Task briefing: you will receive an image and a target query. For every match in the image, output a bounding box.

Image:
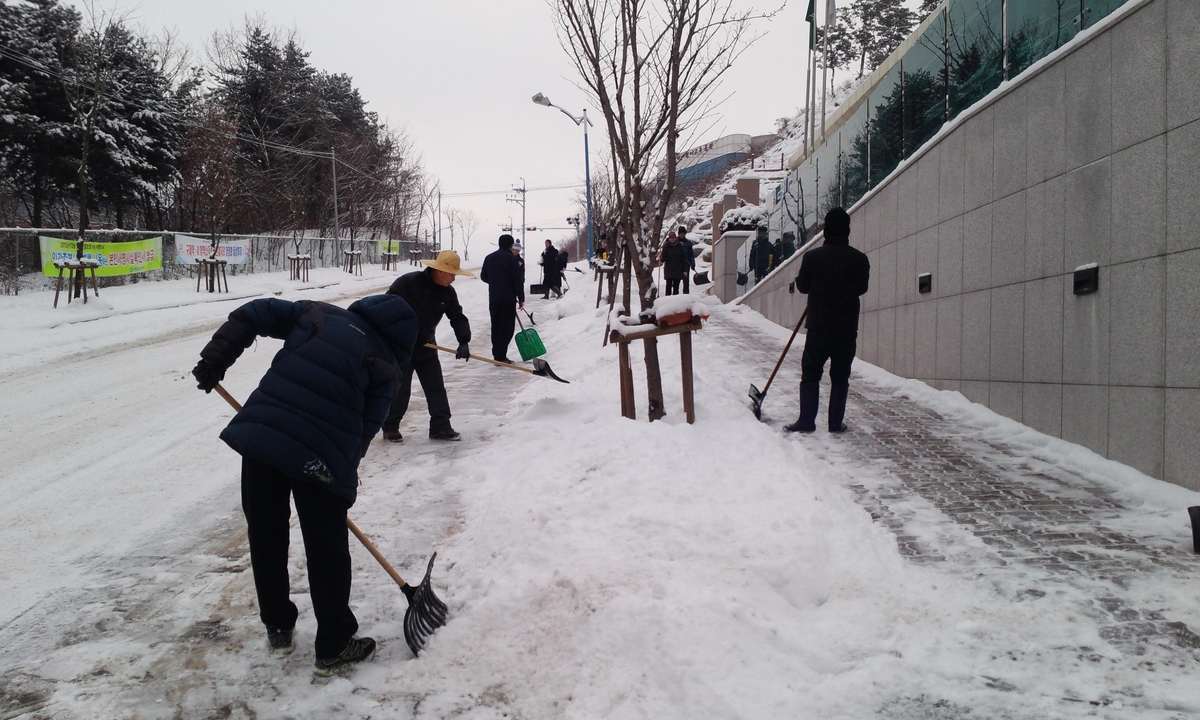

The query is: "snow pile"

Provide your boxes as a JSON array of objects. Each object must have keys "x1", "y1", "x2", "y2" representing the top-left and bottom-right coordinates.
[
  {"x1": 651, "y1": 292, "x2": 719, "y2": 319},
  {"x1": 4, "y1": 266, "x2": 1199, "y2": 718}
]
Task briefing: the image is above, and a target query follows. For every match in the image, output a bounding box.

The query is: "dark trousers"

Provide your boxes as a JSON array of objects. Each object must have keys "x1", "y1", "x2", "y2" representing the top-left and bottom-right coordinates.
[
  {"x1": 384, "y1": 346, "x2": 451, "y2": 432},
  {"x1": 683, "y1": 269, "x2": 692, "y2": 294},
  {"x1": 240, "y1": 456, "x2": 357, "y2": 659},
  {"x1": 489, "y1": 300, "x2": 517, "y2": 360},
  {"x1": 800, "y1": 328, "x2": 858, "y2": 387},
  {"x1": 665, "y1": 277, "x2": 682, "y2": 295}
]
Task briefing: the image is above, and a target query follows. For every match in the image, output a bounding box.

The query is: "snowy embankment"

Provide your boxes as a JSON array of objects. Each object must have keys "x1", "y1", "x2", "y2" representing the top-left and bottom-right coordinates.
[{"x1": 3, "y1": 265, "x2": 1198, "y2": 718}]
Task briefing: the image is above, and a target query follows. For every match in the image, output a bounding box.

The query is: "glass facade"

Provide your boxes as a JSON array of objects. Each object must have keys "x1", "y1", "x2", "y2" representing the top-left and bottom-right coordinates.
[{"x1": 772, "y1": 0, "x2": 1132, "y2": 237}]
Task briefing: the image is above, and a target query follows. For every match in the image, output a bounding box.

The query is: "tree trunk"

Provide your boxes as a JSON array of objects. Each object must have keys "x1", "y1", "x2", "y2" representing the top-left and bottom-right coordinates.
[
  {"x1": 32, "y1": 174, "x2": 43, "y2": 229},
  {"x1": 642, "y1": 337, "x2": 666, "y2": 421}
]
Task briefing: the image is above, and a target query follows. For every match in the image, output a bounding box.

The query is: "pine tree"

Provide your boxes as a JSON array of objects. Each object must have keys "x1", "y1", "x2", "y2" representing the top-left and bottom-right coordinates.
[
  {"x1": 850, "y1": 0, "x2": 917, "y2": 79},
  {"x1": 814, "y1": 8, "x2": 858, "y2": 91},
  {"x1": 0, "y1": 0, "x2": 80, "y2": 227}
]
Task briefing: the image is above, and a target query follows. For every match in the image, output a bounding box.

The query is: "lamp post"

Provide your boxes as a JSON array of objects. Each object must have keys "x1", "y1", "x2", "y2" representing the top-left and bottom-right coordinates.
[{"x1": 532, "y1": 92, "x2": 595, "y2": 260}]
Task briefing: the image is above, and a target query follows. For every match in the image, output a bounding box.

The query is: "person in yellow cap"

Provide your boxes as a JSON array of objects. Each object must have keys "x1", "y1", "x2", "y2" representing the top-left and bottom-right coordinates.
[{"x1": 383, "y1": 250, "x2": 474, "y2": 442}]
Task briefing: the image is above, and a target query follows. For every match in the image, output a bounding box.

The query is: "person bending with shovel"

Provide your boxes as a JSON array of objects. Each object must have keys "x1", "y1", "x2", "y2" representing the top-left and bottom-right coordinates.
[
  {"x1": 785, "y1": 207, "x2": 870, "y2": 434},
  {"x1": 191, "y1": 294, "x2": 418, "y2": 675},
  {"x1": 384, "y1": 250, "x2": 473, "y2": 443}
]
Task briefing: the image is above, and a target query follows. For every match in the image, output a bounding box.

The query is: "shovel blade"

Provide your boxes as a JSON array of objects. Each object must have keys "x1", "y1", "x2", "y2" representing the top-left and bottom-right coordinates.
[
  {"x1": 400, "y1": 553, "x2": 449, "y2": 657},
  {"x1": 749, "y1": 383, "x2": 764, "y2": 420},
  {"x1": 531, "y1": 358, "x2": 570, "y2": 384}
]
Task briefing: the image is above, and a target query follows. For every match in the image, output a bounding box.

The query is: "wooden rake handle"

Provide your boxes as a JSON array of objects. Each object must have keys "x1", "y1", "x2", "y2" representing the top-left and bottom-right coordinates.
[
  {"x1": 761, "y1": 308, "x2": 807, "y2": 397},
  {"x1": 346, "y1": 517, "x2": 408, "y2": 588},
  {"x1": 212, "y1": 382, "x2": 408, "y2": 587},
  {"x1": 424, "y1": 343, "x2": 535, "y2": 374}
]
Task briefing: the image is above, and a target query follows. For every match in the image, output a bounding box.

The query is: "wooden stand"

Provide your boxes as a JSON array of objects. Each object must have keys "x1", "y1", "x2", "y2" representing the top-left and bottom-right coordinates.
[
  {"x1": 52, "y1": 259, "x2": 100, "y2": 308},
  {"x1": 343, "y1": 249, "x2": 363, "y2": 275},
  {"x1": 381, "y1": 251, "x2": 399, "y2": 271},
  {"x1": 594, "y1": 264, "x2": 617, "y2": 308},
  {"x1": 609, "y1": 317, "x2": 701, "y2": 424},
  {"x1": 196, "y1": 258, "x2": 229, "y2": 293},
  {"x1": 288, "y1": 254, "x2": 311, "y2": 282}
]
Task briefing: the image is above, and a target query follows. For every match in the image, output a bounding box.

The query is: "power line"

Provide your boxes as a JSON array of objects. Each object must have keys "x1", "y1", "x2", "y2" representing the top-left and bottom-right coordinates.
[{"x1": 442, "y1": 182, "x2": 585, "y2": 199}]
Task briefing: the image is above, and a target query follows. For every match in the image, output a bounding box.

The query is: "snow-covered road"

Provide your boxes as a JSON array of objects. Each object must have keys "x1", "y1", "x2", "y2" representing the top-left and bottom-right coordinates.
[{"x1": 2, "y1": 265, "x2": 1198, "y2": 719}]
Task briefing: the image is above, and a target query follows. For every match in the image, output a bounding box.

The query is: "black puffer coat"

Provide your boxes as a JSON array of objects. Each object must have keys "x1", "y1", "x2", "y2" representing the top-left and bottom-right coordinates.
[
  {"x1": 795, "y1": 236, "x2": 871, "y2": 333},
  {"x1": 387, "y1": 268, "x2": 470, "y2": 347},
  {"x1": 201, "y1": 295, "x2": 418, "y2": 503}
]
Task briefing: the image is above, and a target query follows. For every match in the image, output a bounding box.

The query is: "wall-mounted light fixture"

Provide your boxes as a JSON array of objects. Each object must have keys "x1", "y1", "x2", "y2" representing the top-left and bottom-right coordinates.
[
  {"x1": 918, "y1": 272, "x2": 932, "y2": 294},
  {"x1": 1073, "y1": 263, "x2": 1099, "y2": 295}
]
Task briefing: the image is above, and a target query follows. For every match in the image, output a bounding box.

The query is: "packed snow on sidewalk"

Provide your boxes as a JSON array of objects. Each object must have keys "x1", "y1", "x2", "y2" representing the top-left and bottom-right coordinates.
[{"x1": 1, "y1": 264, "x2": 1198, "y2": 719}]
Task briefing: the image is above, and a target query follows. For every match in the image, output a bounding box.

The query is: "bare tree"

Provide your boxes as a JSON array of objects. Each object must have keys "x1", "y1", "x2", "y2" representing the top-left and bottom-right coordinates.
[
  {"x1": 455, "y1": 208, "x2": 480, "y2": 261},
  {"x1": 178, "y1": 100, "x2": 237, "y2": 256},
  {"x1": 552, "y1": 0, "x2": 765, "y2": 419}
]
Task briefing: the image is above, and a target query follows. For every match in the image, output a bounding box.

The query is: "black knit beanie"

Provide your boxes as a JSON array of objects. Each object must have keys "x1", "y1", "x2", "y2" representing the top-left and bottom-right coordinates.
[{"x1": 824, "y1": 207, "x2": 850, "y2": 239}]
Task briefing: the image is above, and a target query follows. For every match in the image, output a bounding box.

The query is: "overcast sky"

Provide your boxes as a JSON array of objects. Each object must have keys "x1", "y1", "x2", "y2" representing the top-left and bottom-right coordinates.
[{"x1": 73, "y1": 0, "x2": 816, "y2": 252}]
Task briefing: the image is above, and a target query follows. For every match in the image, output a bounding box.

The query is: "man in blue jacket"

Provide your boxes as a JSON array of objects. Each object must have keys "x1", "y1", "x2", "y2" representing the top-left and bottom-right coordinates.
[
  {"x1": 786, "y1": 207, "x2": 870, "y2": 434},
  {"x1": 191, "y1": 294, "x2": 418, "y2": 676},
  {"x1": 479, "y1": 234, "x2": 526, "y2": 362}
]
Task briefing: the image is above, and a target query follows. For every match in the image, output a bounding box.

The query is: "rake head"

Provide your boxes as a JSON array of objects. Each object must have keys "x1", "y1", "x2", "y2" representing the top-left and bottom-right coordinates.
[
  {"x1": 531, "y1": 358, "x2": 570, "y2": 384},
  {"x1": 749, "y1": 383, "x2": 765, "y2": 420},
  {"x1": 400, "y1": 553, "x2": 448, "y2": 656}
]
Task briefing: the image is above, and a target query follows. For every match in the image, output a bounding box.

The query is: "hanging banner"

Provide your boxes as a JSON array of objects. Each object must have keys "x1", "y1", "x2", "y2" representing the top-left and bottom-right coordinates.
[
  {"x1": 40, "y1": 236, "x2": 163, "y2": 277},
  {"x1": 174, "y1": 235, "x2": 250, "y2": 265}
]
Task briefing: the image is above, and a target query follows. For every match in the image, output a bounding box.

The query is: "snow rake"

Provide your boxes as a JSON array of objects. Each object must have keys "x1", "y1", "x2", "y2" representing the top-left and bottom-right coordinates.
[
  {"x1": 749, "y1": 309, "x2": 806, "y2": 420},
  {"x1": 212, "y1": 383, "x2": 448, "y2": 656},
  {"x1": 425, "y1": 344, "x2": 569, "y2": 383}
]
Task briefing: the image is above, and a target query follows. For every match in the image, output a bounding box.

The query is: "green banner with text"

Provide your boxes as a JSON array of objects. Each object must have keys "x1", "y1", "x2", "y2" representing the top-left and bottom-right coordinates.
[{"x1": 40, "y1": 236, "x2": 164, "y2": 277}]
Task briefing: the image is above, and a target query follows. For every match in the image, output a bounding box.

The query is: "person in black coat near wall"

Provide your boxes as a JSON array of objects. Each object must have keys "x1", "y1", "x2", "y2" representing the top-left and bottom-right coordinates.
[
  {"x1": 384, "y1": 251, "x2": 474, "y2": 443},
  {"x1": 678, "y1": 225, "x2": 696, "y2": 294},
  {"x1": 749, "y1": 225, "x2": 773, "y2": 283},
  {"x1": 191, "y1": 294, "x2": 418, "y2": 675},
  {"x1": 785, "y1": 207, "x2": 870, "y2": 434},
  {"x1": 479, "y1": 234, "x2": 526, "y2": 362}
]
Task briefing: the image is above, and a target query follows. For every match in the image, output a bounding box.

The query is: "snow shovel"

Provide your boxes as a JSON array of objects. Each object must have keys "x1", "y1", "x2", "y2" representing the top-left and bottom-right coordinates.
[
  {"x1": 749, "y1": 308, "x2": 807, "y2": 420},
  {"x1": 514, "y1": 310, "x2": 546, "y2": 361},
  {"x1": 523, "y1": 308, "x2": 536, "y2": 326},
  {"x1": 212, "y1": 383, "x2": 448, "y2": 656},
  {"x1": 425, "y1": 344, "x2": 569, "y2": 383}
]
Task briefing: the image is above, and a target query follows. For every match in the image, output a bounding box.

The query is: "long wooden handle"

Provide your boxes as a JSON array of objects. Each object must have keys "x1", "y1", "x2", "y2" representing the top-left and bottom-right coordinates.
[
  {"x1": 760, "y1": 309, "x2": 807, "y2": 396},
  {"x1": 211, "y1": 382, "x2": 408, "y2": 587},
  {"x1": 214, "y1": 383, "x2": 243, "y2": 411},
  {"x1": 424, "y1": 343, "x2": 535, "y2": 374},
  {"x1": 346, "y1": 517, "x2": 407, "y2": 588},
  {"x1": 515, "y1": 309, "x2": 525, "y2": 332}
]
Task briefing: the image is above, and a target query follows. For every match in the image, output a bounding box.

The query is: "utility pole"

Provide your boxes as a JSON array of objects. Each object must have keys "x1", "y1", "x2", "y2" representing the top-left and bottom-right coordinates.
[
  {"x1": 436, "y1": 187, "x2": 442, "y2": 251},
  {"x1": 507, "y1": 178, "x2": 527, "y2": 252},
  {"x1": 331, "y1": 148, "x2": 340, "y2": 243}
]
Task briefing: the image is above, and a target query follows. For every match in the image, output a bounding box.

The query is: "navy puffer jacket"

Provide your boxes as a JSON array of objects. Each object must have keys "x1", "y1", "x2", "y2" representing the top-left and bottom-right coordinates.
[{"x1": 201, "y1": 295, "x2": 418, "y2": 503}]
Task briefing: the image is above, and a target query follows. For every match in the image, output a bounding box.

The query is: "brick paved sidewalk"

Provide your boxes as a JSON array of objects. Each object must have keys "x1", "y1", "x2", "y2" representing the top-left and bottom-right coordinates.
[{"x1": 713, "y1": 311, "x2": 1200, "y2": 717}]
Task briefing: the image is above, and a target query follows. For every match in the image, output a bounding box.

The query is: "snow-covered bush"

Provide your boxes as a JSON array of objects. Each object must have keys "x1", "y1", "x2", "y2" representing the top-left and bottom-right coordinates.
[{"x1": 718, "y1": 204, "x2": 768, "y2": 232}]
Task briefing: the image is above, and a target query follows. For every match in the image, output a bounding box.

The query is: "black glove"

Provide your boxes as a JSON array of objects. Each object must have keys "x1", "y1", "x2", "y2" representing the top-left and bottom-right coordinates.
[
  {"x1": 192, "y1": 359, "x2": 224, "y2": 393},
  {"x1": 455, "y1": 343, "x2": 470, "y2": 361}
]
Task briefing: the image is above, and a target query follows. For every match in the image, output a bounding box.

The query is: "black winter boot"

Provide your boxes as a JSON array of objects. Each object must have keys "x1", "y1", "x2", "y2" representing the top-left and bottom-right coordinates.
[
  {"x1": 828, "y1": 384, "x2": 849, "y2": 433},
  {"x1": 784, "y1": 384, "x2": 820, "y2": 433}
]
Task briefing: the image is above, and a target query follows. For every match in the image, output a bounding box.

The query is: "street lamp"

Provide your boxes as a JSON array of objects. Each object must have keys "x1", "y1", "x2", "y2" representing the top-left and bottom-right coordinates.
[{"x1": 532, "y1": 92, "x2": 595, "y2": 260}]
